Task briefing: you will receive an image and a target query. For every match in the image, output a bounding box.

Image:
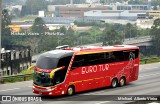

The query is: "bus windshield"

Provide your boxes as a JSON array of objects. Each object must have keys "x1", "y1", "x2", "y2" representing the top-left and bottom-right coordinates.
[
  {"x1": 33, "y1": 72, "x2": 53, "y2": 87},
  {"x1": 33, "y1": 55, "x2": 72, "y2": 87}
]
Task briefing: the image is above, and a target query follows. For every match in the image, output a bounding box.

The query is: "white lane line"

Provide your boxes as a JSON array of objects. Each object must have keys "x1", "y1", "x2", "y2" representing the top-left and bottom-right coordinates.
[
  {"x1": 0, "y1": 88, "x2": 20, "y2": 92},
  {"x1": 28, "y1": 86, "x2": 32, "y2": 88},
  {"x1": 95, "y1": 101, "x2": 110, "y2": 104},
  {"x1": 139, "y1": 73, "x2": 160, "y2": 78},
  {"x1": 141, "y1": 67, "x2": 159, "y2": 70},
  {"x1": 83, "y1": 91, "x2": 105, "y2": 95},
  {"x1": 0, "y1": 86, "x2": 32, "y2": 92},
  {"x1": 148, "y1": 102, "x2": 160, "y2": 104}
]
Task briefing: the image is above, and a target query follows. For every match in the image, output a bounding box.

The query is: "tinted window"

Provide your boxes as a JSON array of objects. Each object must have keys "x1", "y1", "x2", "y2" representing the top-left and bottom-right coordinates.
[
  {"x1": 71, "y1": 55, "x2": 85, "y2": 69},
  {"x1": 57, "y1": 56, "x2": 72, "y2": 67},
  {"x1": 108, "y1": 51, "x2": 124, "y2": 62},
  {"x1": 36, "y1": 55, "x2": 72, "y2": 69},
  {"x1": 123, "y1": 49, "x2": 139, "y2": 61},
  {"x1": 36, "y1": 56, "x2": 57, "y2": 69},
  {"x1": 71, "y1": 49, "x2": 139, "y2": 69},
  {"x1": 71, "y1": 53, "x2": 106, "y2": 69},
  {"x1": 54, "y1": 56, "x2": 72, "y2": 84}
]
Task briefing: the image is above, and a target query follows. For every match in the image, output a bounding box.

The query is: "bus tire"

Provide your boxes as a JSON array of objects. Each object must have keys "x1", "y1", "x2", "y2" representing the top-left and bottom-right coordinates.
[
  {"x1": 67, "y1": 86, "x2": 75, "y2": 96},
  {"x1": 111, "y1": 78, "x2": 118, "y2": 88},
  {"x1": 119, "y1": 77, "x2": 126, "y2": 87}
]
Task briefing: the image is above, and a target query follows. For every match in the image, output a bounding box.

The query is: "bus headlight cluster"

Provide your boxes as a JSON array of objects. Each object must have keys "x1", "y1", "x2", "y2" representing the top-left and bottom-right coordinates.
[
  {"x1": 32, "y1": 86, "x2": 35, "y2": 89},
  {"x1": 46, "y1": 87, "x2": 55, "y2": 91}
]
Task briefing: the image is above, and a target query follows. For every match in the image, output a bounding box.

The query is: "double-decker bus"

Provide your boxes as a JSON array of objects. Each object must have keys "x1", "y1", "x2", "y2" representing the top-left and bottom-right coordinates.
[{"x1": 27, "y1": 45, "x2": 139, "y2": 96}]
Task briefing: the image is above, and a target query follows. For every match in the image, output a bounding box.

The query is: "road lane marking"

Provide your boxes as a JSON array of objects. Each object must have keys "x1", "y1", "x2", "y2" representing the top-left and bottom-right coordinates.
[
  {"x1": 139, "y1": 73, "x2": 160, "y2": 78},
  {"x1": 0, "y1": 88, "x2": 20, "y2": 92},
  {"x1": 0, "y1": 86, "x2": 32, "y2": 92},
  {"x1": 95, "y1": 101, "x2": 110, "y2": 104},
  {"x1": 140, "y1": 67, "x2": 159, "y2": 70},
  {"x1": 28, "y1": 86, "x2": 32, "y2": 87},
  {"x1": 148, "y1": 102, "x2": 160, "y2": 104}
]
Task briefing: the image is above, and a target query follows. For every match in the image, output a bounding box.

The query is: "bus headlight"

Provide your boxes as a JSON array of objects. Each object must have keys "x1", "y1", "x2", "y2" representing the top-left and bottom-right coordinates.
[
  {"x1": 32, "y1": 86, "x2": 35, "y2": 89},
  {"x1": 46, "y1": 87, "x2": 55, "y2": 91}
]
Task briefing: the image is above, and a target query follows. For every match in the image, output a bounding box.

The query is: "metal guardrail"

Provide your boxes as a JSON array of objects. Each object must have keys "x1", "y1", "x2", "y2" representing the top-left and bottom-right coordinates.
[
  {"x1": 0, "y1": 57, "x2": 159, "y2": 84},
  {"x1": 140, "y1": 57, "x2": 160, "y2": 64},
  {"x1": 0, "y1": 74, "x2": 33, "y2": 84}
]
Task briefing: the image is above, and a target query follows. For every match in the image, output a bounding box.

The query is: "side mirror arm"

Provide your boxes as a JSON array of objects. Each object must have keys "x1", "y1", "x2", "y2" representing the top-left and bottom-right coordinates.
[
  {"x1": 27, "y1": 65, "x2": 35, "y2": 74},
  {"x1": 49, "y1": 66, "x2": 65, "y2": 79}
]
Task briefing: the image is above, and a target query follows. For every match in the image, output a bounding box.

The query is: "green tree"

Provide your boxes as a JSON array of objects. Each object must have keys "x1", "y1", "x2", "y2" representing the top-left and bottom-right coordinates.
[
  {"x1": 151, "y1": 1, "x2": 160, "y2": 8},
  {"x1": 11, "y1": 8, "x2": 21, "y2": 18},
  {"x1": 21, "y1": 5, "x2": 30, "y2": 16},
  {"x1": 61, "y1": 27, "x2": 77, "y2": 46},
  {"x1": 125, "y1": 23, "x2": 138, "y2": 39},
  {"x1": 111, "y1": 23, "x2": 125, "y2": 33},
  {"x1": 78, "y1": 31, "x2": 92, "y2": 45},
  {"x1": 102, "y1": 29, "x2": 123, "y2": 46},
  {"x1": 59, "y1": 26, "x2": 67, "y2": 34},
  {"x1": 150, "y1": 18, "x2": 160, "y2": 56},
  {"x1": 88, "y1": 27, "x2": 102, "y2": 43},
  {"x1": 1, "y1": 9, "x2": 12, "y2": 47},
  {"x1": 31, "y1": 17, "x2": 46, "y2": 34},
  {"x1": 23, "y1": 17, "x2": 47, "y2": 54},
  {"x1": 100, "y1": 0, "x2": 105, "y2": 4}
]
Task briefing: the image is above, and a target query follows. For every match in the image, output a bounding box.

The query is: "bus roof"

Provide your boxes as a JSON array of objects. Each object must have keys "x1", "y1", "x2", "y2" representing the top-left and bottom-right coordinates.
[
  {"x1": 71, "y1": 45, "x2": 139, "y2": 55},
  {"x1": 39, "y1": 45, "x2": 138, "y2": 59},
  {"x1": 36, "y1": 50, "x2": 74, "y2": 69},
  {"x1": 39, "y1": 50, "x2": 74, "y2": 59}
]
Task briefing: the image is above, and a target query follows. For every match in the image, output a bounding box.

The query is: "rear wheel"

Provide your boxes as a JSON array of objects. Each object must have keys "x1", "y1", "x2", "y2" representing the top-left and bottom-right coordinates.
[
  {"x1": 111, "y1": 78, "x2": 118, "y2": 88},
  {"x1": 67, "y1": 86, "x2": 75, "y2": 96},
  {"x1": 119, "y1": 77, "x2": 126, "y2": 87}
]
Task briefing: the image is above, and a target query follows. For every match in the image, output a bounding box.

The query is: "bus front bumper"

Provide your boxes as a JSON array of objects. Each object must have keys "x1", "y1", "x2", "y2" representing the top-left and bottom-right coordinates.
[{"x1": 32, "y1": 85, "x2": 64, "y2": 96}]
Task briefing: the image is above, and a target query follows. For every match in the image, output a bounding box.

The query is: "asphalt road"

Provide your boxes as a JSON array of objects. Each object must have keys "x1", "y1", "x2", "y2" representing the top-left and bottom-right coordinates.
[{"x1": 0, "y1": 62, "x2": 160, "y2": 104}]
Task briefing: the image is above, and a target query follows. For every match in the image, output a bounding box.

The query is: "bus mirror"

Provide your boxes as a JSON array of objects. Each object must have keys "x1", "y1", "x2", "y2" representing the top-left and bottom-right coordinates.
[
  {"x1": 50, "y1": 66, "x2": 65, "y2": 79},
  {"x1": 27, "y1": 65, "x2": 35, "y2": 74}
]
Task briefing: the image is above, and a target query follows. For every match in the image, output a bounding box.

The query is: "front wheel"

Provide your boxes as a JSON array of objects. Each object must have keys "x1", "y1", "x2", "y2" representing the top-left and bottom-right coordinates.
[
  {"x1": 67, "y1": 86, "x2": 75, "y2": 96},
  {"x1": 111, "y1": 78, "x2": 118, "y2": 88}
]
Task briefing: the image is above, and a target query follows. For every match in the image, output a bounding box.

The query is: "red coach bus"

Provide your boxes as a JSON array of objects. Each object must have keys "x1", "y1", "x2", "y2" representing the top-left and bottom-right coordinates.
[{"x1": 27, "y1": 45, "x2": 139, "y2": 96}]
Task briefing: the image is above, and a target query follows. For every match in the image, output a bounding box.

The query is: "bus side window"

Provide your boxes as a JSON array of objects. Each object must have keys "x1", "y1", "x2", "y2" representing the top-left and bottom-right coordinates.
[
  {"x1": 123, "y1": 49, "x2": 139, "y2": 61},
  {"x1": 113, "y1": 51, "x2": 124, "y2": 62},
  {"x1": 85, "y1": 53, "x2": 105, "y2": 66},
  {"x1": 104, "y1": 51, "x2": 124, "y2": 63},
  {"x1": 71, "y1": 55, "x2": 84, "y2": 70},
  {"x1": 107, "y1": 52, "x2": 117, "y2": 62},
  {"x1": 103, "y1": 52, "x2": 110, "y2": 63},
  {"x1": 123, "y1": 51, "x2": 130, "y2": 61}
]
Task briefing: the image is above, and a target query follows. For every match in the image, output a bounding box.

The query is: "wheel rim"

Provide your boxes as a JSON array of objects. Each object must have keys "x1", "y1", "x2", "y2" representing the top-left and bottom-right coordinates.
[
  {"x1": 68, "y1": 87, "x2": 73, "y2": 95},
  {"x1": 112, "y1": 80, "x2": 117, "y2": 87},
  {"x1": 120, "y1": 78, "x2": 125, "y2": 86}
]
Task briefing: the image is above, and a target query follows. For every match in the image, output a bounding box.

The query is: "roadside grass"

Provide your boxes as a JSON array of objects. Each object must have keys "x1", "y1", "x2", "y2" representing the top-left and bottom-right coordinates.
[
  {"x1": 2, "y1": 69, "x2": 34, "y2": 84},
  {"x1": 3, "y1": 76, "x2": 33, "y2": 84},
  {"x1": 140, "y1": 58, "x2": 160, "y2": 64},
  {"x1": 20, "y1": 69, "x2": 34, "y2": 74}
]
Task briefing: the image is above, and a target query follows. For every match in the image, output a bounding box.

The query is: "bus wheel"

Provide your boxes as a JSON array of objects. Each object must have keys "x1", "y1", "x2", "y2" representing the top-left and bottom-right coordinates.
[
  {"x1": 119, "y1": 77, "x2": 126, "y2": 87},
  {"x1": 111, "y1": 78, "x2": 118, "y2": 88},
  {"x1": 67, "y1": 86, "x2": 75, "y2": 96}
]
